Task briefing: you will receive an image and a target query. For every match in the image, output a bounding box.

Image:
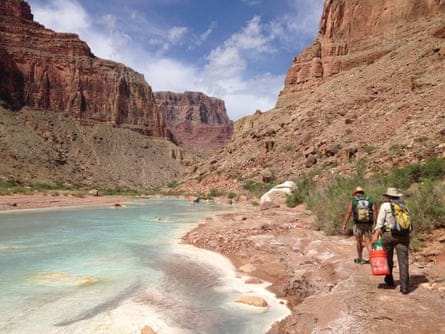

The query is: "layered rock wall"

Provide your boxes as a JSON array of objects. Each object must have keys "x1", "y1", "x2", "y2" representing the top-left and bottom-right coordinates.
[
  {"x1": 155, "y1": 91, "x2": 233, "y2": 152},
  {"x1": 0, "y1": 0, "x2": 168, "y2": 137},
  {"x1": 280, "y1": 0, "x2": 445, "y2": 98},
  {"x1": 181, "y1": 0, "x2": 445, "y2": 194}
]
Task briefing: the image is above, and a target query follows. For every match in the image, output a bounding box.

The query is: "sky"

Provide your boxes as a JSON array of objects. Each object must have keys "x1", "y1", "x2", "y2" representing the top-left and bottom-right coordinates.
[{"x1": 27, "y1": 0, "x2": 324, "y2": 120}]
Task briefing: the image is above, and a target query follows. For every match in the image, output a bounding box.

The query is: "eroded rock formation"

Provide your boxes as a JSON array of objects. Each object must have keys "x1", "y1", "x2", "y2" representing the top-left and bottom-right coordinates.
[
  {"x1": 155, "y1": 91, "x2": 233, "y2": 153},
  {"x1": 181, "y1": 0, "x2": 445, "y2": 194},
  {"x1": 281, "y1": 0, "x2": 445, "y2": 97},
  {"x1": 0, "y1": 0, "x2": 168, "y2": 137}
]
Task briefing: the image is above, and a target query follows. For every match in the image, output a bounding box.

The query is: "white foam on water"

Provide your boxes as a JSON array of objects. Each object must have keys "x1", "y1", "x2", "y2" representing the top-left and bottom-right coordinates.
[{"x1": 172, "y1": 241, "x2": 291, "y2": 333}]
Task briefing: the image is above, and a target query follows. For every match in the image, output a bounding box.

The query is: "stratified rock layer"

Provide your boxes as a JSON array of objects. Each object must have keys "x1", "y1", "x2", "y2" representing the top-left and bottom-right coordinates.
[
  {"x1": 0, "y1": 0, "x2": 168, "y2": 137},
  {"x1": 182, "y1": 0, "x2": 445, "y2": 194},
  {"x1": 155, "y1": 91, "x2": 233, "y2": 153},
  {"x1": 281, "y1": 0, "x2": 445, "y2": 95}
]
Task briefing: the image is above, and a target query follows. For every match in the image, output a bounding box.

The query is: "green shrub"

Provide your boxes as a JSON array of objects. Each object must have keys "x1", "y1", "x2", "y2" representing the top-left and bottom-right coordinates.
[
  {"x1": 209, "y1": 188, "x2": 222, "y2": 197},
  {"x1": 362, "y1": 145, "x2": 377, "y2": 154},
  {"x1": 31, "y1": 182, "x2": 59, "y2": 190},
  {"x1": 385, "y1": 156, "x2": 445, "y2": 188},
  {"x1": 167, "y1": 180, "x2": 179, "y2": 188},
  {"x1": 407, "y1": 180, "x2": 445, "y2": 231},
  {"x1": 0, "y1": 179, "x2": 24, "y2": 194},
  {"x1": 102, "y1": 187, "x2": 139, "y2": 196},
  {"x1": 302, "y1": 156, "x2": 444, "y2": 246},
  {"x1": 242, "y1": 180, "x2": 274, "y2": 197},
  {"x1": 414, "y1": 136, "x2": 428, "y2": 143},
  {"x1": 286, "y1": 190, "x2": 304, "y2": 208},
  {"x1": 227, "y1": 192, "x2": 237, "y2": 199}
]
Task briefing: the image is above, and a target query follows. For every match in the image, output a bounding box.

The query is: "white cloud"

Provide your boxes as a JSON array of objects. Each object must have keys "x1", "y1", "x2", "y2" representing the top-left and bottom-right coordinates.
[
  {"x1": 167, "y1": 26, "x2": 188, "y2": 45},
  {"x1": 241, "y1": 0, "x2": 261, "y2": 5},
  {"x1": 220, "y1": 73, "x2": 285, "y2": 120},
  {"x1": 278, "y1": 0, "x2": 324, "y2": 43},
  {"x1": 194, "y1": 21, "x2": 216, "y2": 47},
  {"x1": 27, "y1": 0, "x2": 321, "y2": 121},
  {"x1": 205, "y1": 47, "x2": 246, "y2": 79},
  {"x1": 140, "y1": 58, "x2": 200, "y2": 92},
  {"x1": 30, "y1": 0, "x2": 90, "y2": 33},
  {"x1": 226, "y1": 16, "x2": 272, "y2": 52}
]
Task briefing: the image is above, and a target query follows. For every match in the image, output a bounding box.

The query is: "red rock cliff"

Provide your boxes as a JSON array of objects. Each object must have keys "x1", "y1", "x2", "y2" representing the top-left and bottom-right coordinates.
[
  {"x1": 154, "y1": 91, "x2": 233, "y2": 153},
  {"x1": 0, "y1": 0, "x2": 169, "y2": 137},
  {"x1": 181, "y1": 0, "x2": 444, "y2": 194},
  {"x1": 280, "y1": 0, "x2": 445, "y2": 97}
]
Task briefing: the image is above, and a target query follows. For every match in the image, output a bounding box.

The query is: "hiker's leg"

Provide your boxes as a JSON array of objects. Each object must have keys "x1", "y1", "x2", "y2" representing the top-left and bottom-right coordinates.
[
  {"x1": 356, "y1": 235, "x2": 363, "y2": 259},
  {"x1": 382, "y1": 232, "x2": 394, "y2": 276},
  {"x1": 353, "y1": 224, "x2": 364, "y2": 260},
  {"x1": 396, "y1": 237, "x2": 410, "y2": 293},
  {"x1": 363, "y1": 225, "x2": 373, "y2": 254}
]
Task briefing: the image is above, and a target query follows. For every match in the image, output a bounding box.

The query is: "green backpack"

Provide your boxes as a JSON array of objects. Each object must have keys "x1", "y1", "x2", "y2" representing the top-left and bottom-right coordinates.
[
  {"x1": 390, "y1": 200, "x2": 413, "y2": 235},
  {"x1": 352, "y1": 195, "x2": 373, "y2": 223}
]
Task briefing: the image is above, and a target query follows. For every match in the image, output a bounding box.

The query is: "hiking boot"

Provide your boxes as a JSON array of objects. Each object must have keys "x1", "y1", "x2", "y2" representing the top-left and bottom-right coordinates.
[
  {"x1": 384, "y1": 275, "x2": 395, "y2": 286},
  {"x1": 354, "y1": 258, "x2": 368, "y2": 264},
  {"x1": 400, "y1": 288, "x2": 409, "y2": 294}
]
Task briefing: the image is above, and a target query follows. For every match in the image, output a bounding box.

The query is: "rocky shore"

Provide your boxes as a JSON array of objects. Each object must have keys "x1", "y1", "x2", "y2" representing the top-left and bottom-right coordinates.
[
  {"x1": 182, "y1": 203, "x2": 445, "y2": 333},
  {"x1": 1, "y1": 194, "x2": 444, "y2": 333}
]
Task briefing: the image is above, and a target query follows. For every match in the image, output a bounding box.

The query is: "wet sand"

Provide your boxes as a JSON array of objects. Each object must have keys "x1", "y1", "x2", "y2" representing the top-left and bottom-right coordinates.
[{"x1": 0, "y1": 194, "x2": 133, "y2": 211}]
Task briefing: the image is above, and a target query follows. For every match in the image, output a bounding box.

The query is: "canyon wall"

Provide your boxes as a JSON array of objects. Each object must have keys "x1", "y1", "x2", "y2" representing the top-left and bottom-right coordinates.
[
  {"x1": 181, "y1": 0, "x2": 445, "y2": 194},
  {"x1": 280, "y1": 0, "x2": 445, "y2": 99},
  {"x1": 0, "y1": 0, "x2": 168, "y2": 137},
  {"x1": 155, "y1": 91, "x2": 233, "y2": 153}
]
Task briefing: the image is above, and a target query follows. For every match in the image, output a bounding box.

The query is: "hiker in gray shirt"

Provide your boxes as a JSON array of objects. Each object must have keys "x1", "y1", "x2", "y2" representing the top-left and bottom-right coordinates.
[{"x1": 371, "y1": 187, "x2": 411, "y2": 295}]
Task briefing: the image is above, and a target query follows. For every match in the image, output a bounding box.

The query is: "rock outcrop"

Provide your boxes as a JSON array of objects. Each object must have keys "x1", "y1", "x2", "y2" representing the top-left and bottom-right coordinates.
[
  {"x1": 181, "y1": 0, "x2": 445, "y2": 194},
  {"x1": 281, "y1": 0, "x2": 445, "y2": 96},
  {"x1": 0, "y1": 106, "x2": 190, "y2": 189},
  {"x1": 260, "y1": 181, "x2": 296, "y2": 206},
  {"x1": 0, "y1": 0, "x2": 169, "y2": 138},
  {"x1": 154, "y1": 91, "x2": 233, "y2": 153}
]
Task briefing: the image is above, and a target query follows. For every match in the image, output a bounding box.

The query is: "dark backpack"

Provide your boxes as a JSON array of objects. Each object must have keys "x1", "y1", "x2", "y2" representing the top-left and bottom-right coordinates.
[
  {"x1": 352, "y1": 195, "x2": 373, "y2": 223},
  {"x1": 390, "y1": 200, "x2": 413, "y2": 235}
]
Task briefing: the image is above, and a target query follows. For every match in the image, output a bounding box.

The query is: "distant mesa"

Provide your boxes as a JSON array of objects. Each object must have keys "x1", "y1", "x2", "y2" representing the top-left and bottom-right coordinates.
[{"x1": 154, "y1": 91, "x2": 234, "y2": 153}]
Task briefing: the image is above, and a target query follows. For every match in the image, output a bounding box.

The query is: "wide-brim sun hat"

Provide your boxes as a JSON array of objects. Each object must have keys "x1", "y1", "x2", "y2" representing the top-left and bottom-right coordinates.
[
  {"x1": 352, "y1": 186, "x2": 365, "y2": 196},
  {"x1": 383, "y1": 187, "x2": 403, "y2": 198}
]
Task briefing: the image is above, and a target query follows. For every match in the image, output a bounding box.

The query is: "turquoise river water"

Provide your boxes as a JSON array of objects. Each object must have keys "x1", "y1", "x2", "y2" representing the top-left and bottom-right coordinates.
[{"x1": 0, "y1": 198, "x2": 289, "y2": 333}]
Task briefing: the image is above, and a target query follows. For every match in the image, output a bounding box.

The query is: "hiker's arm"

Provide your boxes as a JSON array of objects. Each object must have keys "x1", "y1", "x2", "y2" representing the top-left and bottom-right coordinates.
[
  {"x1": 371, "y1": 229, "x2": 381, "y2": 244},
  {"x1": 343, "y1": 202, "x2": 352, "y2": 231},
  {"x1": 371, "y1": 203, "x2": 386, "y2": 243}
]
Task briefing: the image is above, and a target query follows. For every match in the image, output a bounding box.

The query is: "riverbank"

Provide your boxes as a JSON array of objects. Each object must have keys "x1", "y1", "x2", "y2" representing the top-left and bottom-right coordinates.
[
  {"x1": 0, "y1": 193, "x2": 133, "y2": 211},
  {"x1": 182, "y1": 203, "x2": 445, "y2": 333},
  {"x1": 1, "y1": 194, "x2": 444, "y2": 333}
]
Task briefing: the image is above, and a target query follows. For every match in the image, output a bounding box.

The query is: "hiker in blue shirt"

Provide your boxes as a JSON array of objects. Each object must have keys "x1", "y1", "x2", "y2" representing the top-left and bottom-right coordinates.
[
  {"x1": 343, "y1": 186, "x2": 377, "y2": 264},
  {"x1": 371, "y1": 187, "x2": 411, "y2": 294}
]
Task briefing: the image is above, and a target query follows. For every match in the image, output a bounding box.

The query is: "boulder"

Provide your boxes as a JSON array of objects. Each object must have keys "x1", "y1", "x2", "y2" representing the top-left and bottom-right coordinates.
[
  {"x1": 141, "y1": 325, "x2": 156, "y2": 334},
  {"x1": 236, "y1": 295, "x2": 268, "y2": 308},
  {"x1": 260, "y1": 181, "x2": 296, "y2": 205},
  {"x1": 88, "y1": 189, "x2": 99, "y2": 196},
  {"x1": 259, "y1": 201, "x2": 280, "y2": 211}
]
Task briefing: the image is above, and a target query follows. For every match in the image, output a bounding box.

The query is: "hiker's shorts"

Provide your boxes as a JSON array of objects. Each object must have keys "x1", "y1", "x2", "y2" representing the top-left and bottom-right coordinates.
[{"x1": 353, "y1": 223, "x2": 372, "y2": 237}]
